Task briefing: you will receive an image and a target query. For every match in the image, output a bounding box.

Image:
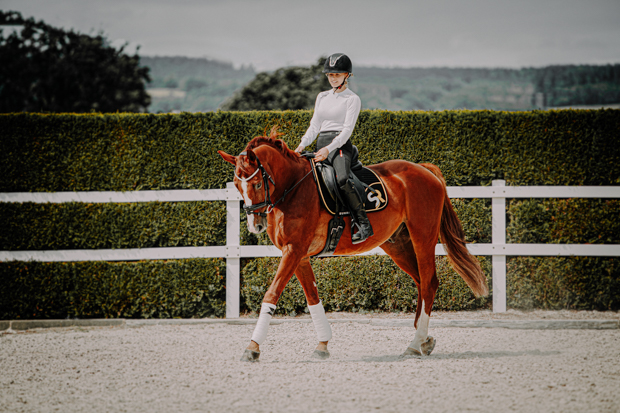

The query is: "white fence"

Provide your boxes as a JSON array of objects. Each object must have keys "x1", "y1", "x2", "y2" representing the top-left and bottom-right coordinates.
[{"x1": 2, "y1": 180, "x2": 619, "y2": 317}]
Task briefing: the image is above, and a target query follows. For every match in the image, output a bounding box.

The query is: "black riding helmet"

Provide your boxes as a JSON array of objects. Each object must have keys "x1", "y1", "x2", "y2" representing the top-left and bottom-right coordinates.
[
  {"x1": 324, "y1": 53, "x2": 352, "y2": 92},
  {"x1": 323, "y1": 53, "x2": 353, "y2": 73}
]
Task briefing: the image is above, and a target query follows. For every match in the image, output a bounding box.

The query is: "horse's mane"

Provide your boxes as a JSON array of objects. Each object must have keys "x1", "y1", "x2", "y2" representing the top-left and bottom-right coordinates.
[{"x1": 242, "y1": 127, "x2": 302, "y2": 169}]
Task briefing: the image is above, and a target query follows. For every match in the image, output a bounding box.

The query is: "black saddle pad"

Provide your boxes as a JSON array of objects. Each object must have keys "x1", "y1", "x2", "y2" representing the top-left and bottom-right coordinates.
[{"x1": 311, "y1": 160, "x2": 388, "y2": 216}]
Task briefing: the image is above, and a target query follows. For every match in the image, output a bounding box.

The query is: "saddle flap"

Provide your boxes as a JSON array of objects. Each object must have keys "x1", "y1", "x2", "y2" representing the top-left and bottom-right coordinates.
[
  {"x1": 311, "y1": 159, "x2": 388, "y2": 216},
  {"x1": 317, "y1": 163, "x2": 338, "y2": 202}
]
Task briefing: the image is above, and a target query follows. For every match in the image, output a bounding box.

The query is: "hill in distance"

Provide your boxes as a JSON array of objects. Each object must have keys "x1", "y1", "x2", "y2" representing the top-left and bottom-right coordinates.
[
  {"x1": 141, "y1": 56, "x2": 620, "y2": 113},
  {"x1": 141, "y1": 56, "x2": 255, "y2": 113}
]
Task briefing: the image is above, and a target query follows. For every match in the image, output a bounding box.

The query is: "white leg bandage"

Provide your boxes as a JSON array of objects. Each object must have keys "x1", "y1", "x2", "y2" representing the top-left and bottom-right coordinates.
[
  {"x1": 251, "y1": 302, "x2": 276, "y2": 345},
  {"x1": 409, "y1": 300, "x2": 430, "y2": 349},
  {"x1": 309, "y1": 300, "x2": 332, "y2": 342}
]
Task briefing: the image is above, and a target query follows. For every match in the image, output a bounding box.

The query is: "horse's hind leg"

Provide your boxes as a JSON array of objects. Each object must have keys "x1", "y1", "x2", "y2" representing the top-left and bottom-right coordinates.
[
  {"x1": 295, "y1": 258, "x2": 332, "y2": 359},
  {"x1": 381, "y1": 224, "x2": 437, "y2": 356},
  {"x1": 406, "y1": 234, "x2": 440, "y2": 356}
]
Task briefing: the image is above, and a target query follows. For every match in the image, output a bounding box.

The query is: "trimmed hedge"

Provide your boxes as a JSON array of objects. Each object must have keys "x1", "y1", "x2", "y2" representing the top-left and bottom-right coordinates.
[
  {"x1": 242, "y1": 256, "x2": 491, "y2": 315},
  {"x1": 0, "y1": 259, "x2": 226, "y2": 319},
  {"x1": 1, "y1": 110, "x2": 619, "y2": 192},
  {"x1": 507, "y1": 257, "x2": 619, "y2": 310},
  {"x1": 507, "y1": 199, "x2": 620, "y2": 245},
  {"x1": 505, "y1": 198, "x2": 620, "y2": 310},
  {"x1": 1, "y1": 110, "x2": 619, "y2": 317},
  {"x1": 0, "y1": 199, "x2": 490, "y2": 249},
  {"x1": 0, "y1": 201, "x2": 226, "y2": 250}
]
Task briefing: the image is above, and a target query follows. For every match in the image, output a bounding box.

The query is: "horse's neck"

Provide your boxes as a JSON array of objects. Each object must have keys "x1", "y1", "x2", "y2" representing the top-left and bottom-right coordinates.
[
  {"x1": 261, "y1": 148, "x2": 309, "y2": 192},
  {"x1": 275, "y1": 157, "x2": 309, "y2": 190}
]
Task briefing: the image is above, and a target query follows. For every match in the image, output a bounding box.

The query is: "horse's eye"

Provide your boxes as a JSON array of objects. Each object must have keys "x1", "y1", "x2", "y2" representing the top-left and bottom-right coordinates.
[{"x1": 255, "y1": 182, "x2": 262, "y2": 189}]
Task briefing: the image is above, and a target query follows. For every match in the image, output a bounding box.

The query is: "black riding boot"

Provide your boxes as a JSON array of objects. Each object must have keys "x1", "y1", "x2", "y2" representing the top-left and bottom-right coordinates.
[{"x1": 340, "y1": 179, "x2": 374, "y2": 244}]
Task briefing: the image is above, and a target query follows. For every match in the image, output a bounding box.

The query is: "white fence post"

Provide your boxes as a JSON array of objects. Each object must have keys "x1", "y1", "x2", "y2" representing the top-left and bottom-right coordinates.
[
  {"x1": 492, "y1": 180, "x2": 507, "y2": 312},
  {"x1": 225, "y1": 182, "x2": 241, "y2": 318}
]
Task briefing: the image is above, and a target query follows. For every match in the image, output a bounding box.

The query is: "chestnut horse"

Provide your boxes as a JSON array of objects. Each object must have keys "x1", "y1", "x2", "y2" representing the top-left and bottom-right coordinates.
[{"x1": 218, "y1": 129, "x2": 487, "y2": 362}]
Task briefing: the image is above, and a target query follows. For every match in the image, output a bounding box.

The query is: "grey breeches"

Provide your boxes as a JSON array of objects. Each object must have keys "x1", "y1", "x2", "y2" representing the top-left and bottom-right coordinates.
[{"x1": 316, "y1": 131, "x2": 353, "y2": 188}]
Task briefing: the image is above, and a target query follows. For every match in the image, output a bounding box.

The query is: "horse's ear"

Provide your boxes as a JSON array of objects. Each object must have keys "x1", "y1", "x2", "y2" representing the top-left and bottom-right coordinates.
[
  {"x1": 218, "y1": 150, "x2": 237, "y2": 166},
  {"x1": 246, "y1": 148, "x2": 257, "y2": 163}
]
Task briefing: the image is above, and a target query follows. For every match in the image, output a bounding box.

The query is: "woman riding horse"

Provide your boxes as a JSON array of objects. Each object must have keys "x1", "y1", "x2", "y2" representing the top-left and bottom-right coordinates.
[
  {"x1": 295, "y1": 53, "x2": 373, "y2": 245},
  {"x1": 219, "y1": 128, "x2": 488, "y2": 362}
]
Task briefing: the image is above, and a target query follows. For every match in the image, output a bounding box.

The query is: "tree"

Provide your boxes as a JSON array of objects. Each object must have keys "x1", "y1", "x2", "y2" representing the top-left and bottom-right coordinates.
[
  {"x1": 0, "y1": 11, "x2": 151, "y2": 113},
  {"x1": 220, "y1": 57, "x2": 330, "y2": 110}
]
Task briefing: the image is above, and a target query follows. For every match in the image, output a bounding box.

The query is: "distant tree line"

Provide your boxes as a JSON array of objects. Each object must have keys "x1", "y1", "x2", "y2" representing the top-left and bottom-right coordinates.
[
  {"x1": 533, "y1": 64, "x2": 620, "y2": 107},
  {"x1": 223, "y1": 63, "x2": 620, "y2": 111},
  {"x1": 140, "y1": 56, "x2": 254, "y2": 88},
  {"x1": 0, "y1": 11, "x2": 151, "y2": 113},
  {"x1": 354, "y1": 66, "x2": 537, "y2": 83},
  {"x1": 220, "y1": 58, "x2": 330, "y2": 111},
  {"x1": 4, "y1": 9, "x2": 616, "y2": 114},
  {"x1": 140, "y1": 56, "x2": 255, "y2": 113}
]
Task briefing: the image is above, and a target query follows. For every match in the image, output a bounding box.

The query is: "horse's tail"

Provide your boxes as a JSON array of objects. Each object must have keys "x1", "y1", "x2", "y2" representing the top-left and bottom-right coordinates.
[{"x1": 420, "y1": 163, "x2": 489, "y2": 297}]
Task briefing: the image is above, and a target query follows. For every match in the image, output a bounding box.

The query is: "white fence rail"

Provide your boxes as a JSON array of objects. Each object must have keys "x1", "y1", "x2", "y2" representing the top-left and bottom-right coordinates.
[{"x1": 2, "y1": 181, "x2": 619, "y2": 317}]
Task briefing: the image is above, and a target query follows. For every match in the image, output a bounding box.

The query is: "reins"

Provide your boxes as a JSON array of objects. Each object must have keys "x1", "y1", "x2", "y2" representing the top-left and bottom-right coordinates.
[{"x1": 236, "y1": 151, "x2": 313, "y2": 217}]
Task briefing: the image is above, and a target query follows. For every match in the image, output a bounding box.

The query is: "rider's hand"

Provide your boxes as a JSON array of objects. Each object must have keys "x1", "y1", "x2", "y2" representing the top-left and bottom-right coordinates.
[
  {"x1": 294, "y1": 144, "x2": 305, "y2": 154},
  {"x1": 314, "y1": 147, "x2": 329, "y2": 162}
]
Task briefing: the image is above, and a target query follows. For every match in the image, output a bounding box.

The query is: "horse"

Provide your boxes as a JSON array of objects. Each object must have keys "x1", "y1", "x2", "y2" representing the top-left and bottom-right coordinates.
[{"x1": 218, "y1": 128, "x2": 488, "y2": 361}]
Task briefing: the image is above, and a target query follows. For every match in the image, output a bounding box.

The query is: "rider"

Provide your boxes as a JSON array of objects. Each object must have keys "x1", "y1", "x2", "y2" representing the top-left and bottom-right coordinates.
[{"x1": 295, "y1": 53, "x2": 373, "y2": 244}]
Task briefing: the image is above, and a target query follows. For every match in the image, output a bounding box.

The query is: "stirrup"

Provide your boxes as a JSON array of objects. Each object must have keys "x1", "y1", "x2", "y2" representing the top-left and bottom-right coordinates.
[{"x1": 351, "y1": 222, "x2": 372, "y2": 244}]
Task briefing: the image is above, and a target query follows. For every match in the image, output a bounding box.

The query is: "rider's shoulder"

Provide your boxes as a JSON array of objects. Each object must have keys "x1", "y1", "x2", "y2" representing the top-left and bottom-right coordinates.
[
  {"x1": 339, "y1": 88, "x2": 359, "y2": 100},
  {"x1": 342, "y1": 89, "x2": 361, "y2": 106}
]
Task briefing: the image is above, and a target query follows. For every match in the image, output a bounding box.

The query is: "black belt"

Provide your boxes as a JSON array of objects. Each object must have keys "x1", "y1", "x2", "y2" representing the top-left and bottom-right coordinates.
[{"x1": 317, "y1": 131, "x2": 347, "y2": 152}]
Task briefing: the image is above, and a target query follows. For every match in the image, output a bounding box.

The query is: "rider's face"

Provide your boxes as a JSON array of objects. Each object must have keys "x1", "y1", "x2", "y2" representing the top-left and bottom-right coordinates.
[{"x1": 326, "y1": 72, "x2": 348, "y2": 88}]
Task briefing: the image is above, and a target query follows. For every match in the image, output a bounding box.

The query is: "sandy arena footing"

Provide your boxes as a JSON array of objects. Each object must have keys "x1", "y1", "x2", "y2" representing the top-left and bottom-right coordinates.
[{"x1": 1, "y1": 311, "x2": 619, "y2": 413}]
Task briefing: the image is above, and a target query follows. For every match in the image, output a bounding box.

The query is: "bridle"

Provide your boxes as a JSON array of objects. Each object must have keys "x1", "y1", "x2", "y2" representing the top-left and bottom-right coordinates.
[{"x1": 235, "y1": 151, "x2": 313, "y2": 217}]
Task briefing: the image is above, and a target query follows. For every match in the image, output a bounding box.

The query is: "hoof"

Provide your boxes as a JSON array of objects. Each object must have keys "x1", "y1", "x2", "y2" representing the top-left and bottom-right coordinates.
[
  {"x1": 421, "y1": 336, "x2": 436, "y2": 356},
  {"x1": 402, "y1": 346, "x2": 422, "y2": 357},
  {"x1": 403, "y1": 336, "x2": 436, "y2": 357},
  {"x1": 312, "y1": 349, "x2": 330, "y2": 360},
  {"x1": 240, "y1": 349, "x2": 260, "y2": 362}
]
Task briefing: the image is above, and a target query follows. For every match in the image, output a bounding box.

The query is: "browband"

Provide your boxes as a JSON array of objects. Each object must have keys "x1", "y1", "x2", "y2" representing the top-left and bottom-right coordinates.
[{"x1": 234, "y1": 167, "x2": 260, "y2": 182}]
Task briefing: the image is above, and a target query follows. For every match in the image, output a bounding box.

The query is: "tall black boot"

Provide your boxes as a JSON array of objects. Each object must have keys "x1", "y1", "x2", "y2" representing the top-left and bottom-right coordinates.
[{"x1": 340, "y1": 180, "x2": 374, "y2": 244}]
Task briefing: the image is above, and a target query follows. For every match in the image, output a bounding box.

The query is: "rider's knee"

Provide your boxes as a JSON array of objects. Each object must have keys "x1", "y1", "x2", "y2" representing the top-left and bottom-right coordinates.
[{"x1": 337, "y1": 175, "x2": 349, "y2": 189}]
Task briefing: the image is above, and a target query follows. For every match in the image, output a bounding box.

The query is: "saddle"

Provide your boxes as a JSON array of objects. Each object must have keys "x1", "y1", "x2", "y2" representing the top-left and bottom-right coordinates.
[{"x1": 308, "y1": 146, "x2": 388, "y2": 257}]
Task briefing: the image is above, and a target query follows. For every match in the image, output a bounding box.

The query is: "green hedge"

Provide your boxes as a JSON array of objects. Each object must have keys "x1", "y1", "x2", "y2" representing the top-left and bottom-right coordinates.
[
  {"x1": 1, "y1": 110, "x2": 619, "y2": 318},
  {"x1": 507, "y1": 199, "x2": 620, "y2": 244},
  {"x1": 507, "y1": 257, "x2": 619, "y2": 310},
  {"x1": 0, "y1": 201, "x2": 226, "y2": 250},
  {"x1": 1, "y1": 110, "x2": 619, "y2": 191},
  {"x1": 242, "y1": 256, "x2": 491, "y2": 315},
  {"x1": 0, "y1": 258, "x2": 226, "y2": 319},
  {"x1": 0, "y1": 199, "x2": 490, "y2": 249},
  {"x1": 505, "y1": 198, "x2": 620, "y2": 310}
]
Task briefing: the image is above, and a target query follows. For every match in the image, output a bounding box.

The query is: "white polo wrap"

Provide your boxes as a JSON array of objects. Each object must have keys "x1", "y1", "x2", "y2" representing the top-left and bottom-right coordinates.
[
  {"x1": 251, "y1": 302, "x2": 276, "y2": 345},
  {"x1": 309, "y1": 300, "x2": 332, "y2": 342}
]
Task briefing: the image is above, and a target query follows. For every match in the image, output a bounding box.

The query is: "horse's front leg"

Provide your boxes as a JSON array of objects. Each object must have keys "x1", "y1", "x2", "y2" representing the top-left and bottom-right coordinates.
[
  {"x1": 241, "y1": 245, "x2": 303, "y2": 362},
  {"x1": 295, "y1": 257, "x2": 332, "y2": 359}
]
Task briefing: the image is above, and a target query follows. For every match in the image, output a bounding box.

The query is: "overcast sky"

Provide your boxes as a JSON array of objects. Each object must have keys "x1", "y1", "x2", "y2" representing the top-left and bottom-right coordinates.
[{"x1": 2, "y1": 0, "x2": 619, "y2": 71}]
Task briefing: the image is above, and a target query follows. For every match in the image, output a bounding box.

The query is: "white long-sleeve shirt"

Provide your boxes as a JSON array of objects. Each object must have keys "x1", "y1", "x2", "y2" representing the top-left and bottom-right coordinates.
[{"x1": 300, "y1": 88, "x2": 362, "y2": 153}]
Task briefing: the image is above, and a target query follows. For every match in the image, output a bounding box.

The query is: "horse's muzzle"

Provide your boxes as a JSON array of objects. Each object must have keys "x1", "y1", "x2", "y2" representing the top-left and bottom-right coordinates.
[{"x1": 248, "y1": 215, "x2": 267, "y2": 234}]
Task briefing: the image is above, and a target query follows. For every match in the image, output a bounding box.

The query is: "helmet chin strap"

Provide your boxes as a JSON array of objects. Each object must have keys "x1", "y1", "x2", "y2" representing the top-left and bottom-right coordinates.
[{"x1": 333, "y1": 74, "x2": 350, "y2": 93}]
